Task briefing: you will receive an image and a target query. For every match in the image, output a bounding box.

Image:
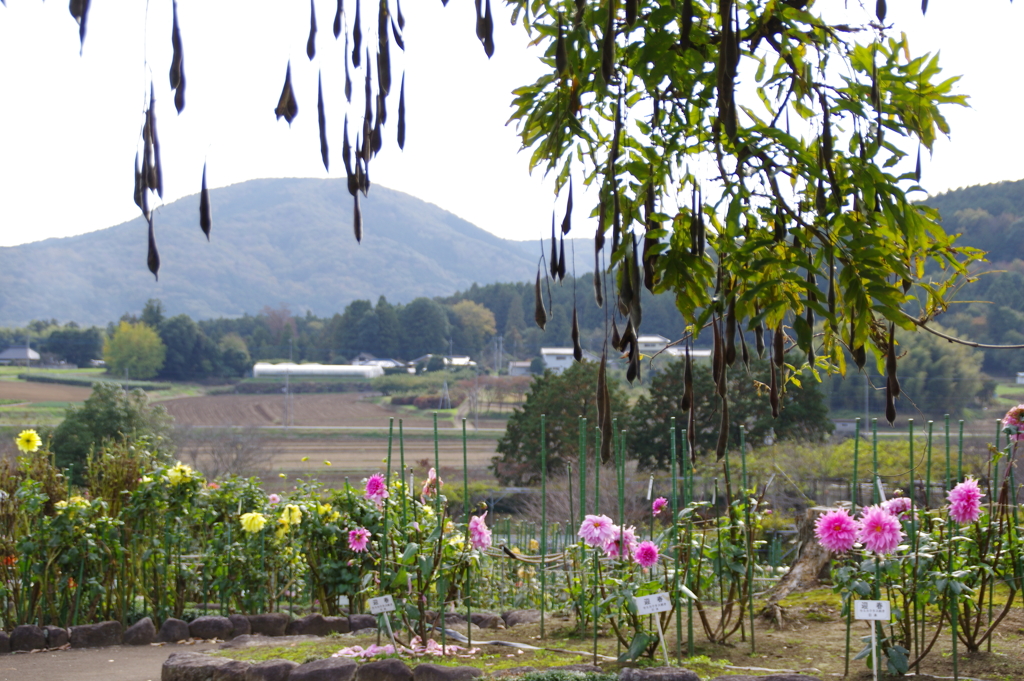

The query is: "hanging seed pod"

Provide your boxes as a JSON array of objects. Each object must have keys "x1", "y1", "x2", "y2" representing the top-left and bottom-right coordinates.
[
  {"x1": 915, "y1": 145, "x2": 922, "y2": 183},
  {"x1": 681, "y1": 341, "x2": 694, "y2": 412},
  {"x1": 353, "y1": 192, "x2": 363, "y2": 243},
  {"x1": 199, "y1": 161, "x2": 211, "y2": 240},
  {"x1": 680, "y1": 0, "x2": 693, "y2": 51},
  {"x1": 611, "y1": 317, "x2": 621, "y2": 351},
  {"x1": 146, "y1": 216, "x2": 159, "y2": 281},
  {"x1": 397, "y1": 74, "x2": 406, "y2": 149},
  {"x1": 169, "y1": 1, "x2": 183, "y2": 92},
  {"x1": 147, "y1": 86, "x2": 163, "y2": 199},
  {"x1": 629, "y1": 233, "x2": 642, "y2": 329},
  {"x1": 557, "y1": 234, "x2": 566, "y2": 281},
  {"x1": 69, "y1": 0, "x2": 90, "y2": 51},
  {"x1": 377, "y1": 2, "x2": 391, "y2": 96},
  {"x1": 275, "y1": 62, "x2": 298, "y2": 124},
  {"x1": 754, "y1": 319, "x2": 765, "y2": 358},
  {"x1": 716, "y1": 391, "x2": 729, "y2": 460},
  {"x1": 876, "y1": 0, "x2": 886, "y2": 22},
  {"x1": 687, "y1": 393, "x2": 696, "y2": 462},
  {"x1": 534, "y1": 269, "x2": 547, "y2": 330},
  {"x1": 593, "y1": 255, "x2": 603, "y2": 307},
  {"x1": 618, "y1": 262, "x2": 632, "y2": 318},
  {"x1": 769, "y1": 362, "x2": 780, "y2": 418},
  {"x1": 625, "y1": 0, "x2": 637, "y2": 26},
  {"x1": 391, "y1": 18, "x2": 405, "y2": 50},
  {"x1": 725, "y1": 297, "x2": 737, "y2": 366},
  {"x1": 596, "y1": 198, "x2": 606, "y2": 253},
  {"x1": 550, "y1": 214, "x2": 559, "y2": 280},
  {"x1": 886, "y1": 322, "x2": 900, "y2": 398},
  {"x1": 697, "y1": 191, "x2": 706, "y2": 256},
  {"x1": 555, "y1": 14, "x2": 568, "y2": 76},
  {"x1": 333, "y1": 0, "x2": 343, "y2": 38},
  {"x1": 711, "y1": 313, "x2": 723, "y2": 385},
  {"x1": 574, "y1": 0, "x2": 585, "y2": 24},
  {"x1": 317, "y1": 73, "x2": 329, "y2": 171},
  {"x1": 307, "y1": 0, "x2": 317, "y2": 60},
  {"x1": 617, "y1": 320, "x2": 635, "y2": 354},
  {"x1": 174, "y1": 66, "x2": 186, "y2": 113},
  {"x1": 921, "y1": 0, "x2": 928, "y2": 15},
  {"x1": 397, "y1": 0, "x2": 405, "y2": 28},
  {"x1": 561, "y1": 177, "x2": 573, "y2": 234},
  {"x1": 353, "y1": 0, "x2": 363, "y2": 66},
  {"x1": 774, "y1": 207, "x2": 786, "y2": 244},
  {"x1": 773, "y1": 323, "x2": 785, "y2": 367},
  {"x1": 571, "y1": 307, "x2": 582, "y2": 362},
  {"x1": 344, "y1": 31, "x2": 353, "y2": 102},
  {"x1": 827, "y1": 260, "x2": 836, "y2": 318},
  {"x1": 480, "y1": 0, "x2": 495, "y2": 58},
  {"x1": 599, "y1": 351, "x2": 613, "y2": 464},
  {"x1": 626, "y1": 349, "x2": 639, "y2": 384},
  {"x1": 343, "y1": 117, "x2": 357, "y2": 196},
  {"x1": 740, "y1": 327, "x2": 750, "y2": 371},
  {"x1": 601, "y1": 0, "x2": 615, "y2": 83},
  {"x1": 885, "y1": 389, "x2": 896, "y2": 426},
  {"x1": 642, "y1": 233, "x2": 657, "y2": 292},
  {"x1": 612, "y1": 190, "x2": 621, "y2": 254},
  {"x1": 133, "y1": 151, "x2": 144, "y2": 213},
  {"x1": 815, "y1": 178, "x2": 826, "y2": 215}
]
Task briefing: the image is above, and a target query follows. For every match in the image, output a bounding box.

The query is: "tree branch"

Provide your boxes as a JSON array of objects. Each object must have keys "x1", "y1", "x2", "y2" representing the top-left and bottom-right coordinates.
[{"x1": 905, "y1": 313, "x2": 1024, "y2": 350}]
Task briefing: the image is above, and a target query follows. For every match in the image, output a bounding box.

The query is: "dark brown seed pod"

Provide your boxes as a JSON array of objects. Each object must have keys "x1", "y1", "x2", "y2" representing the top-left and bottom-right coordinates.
[
  {"x1": 921, "y1": 0, "x2": 928, "y2": 15},
  {"x1": 754, "y1": 318, "x2": 765, "y2": 358},
  {"x1": 353, "y1": 193, "x2": 363, "y2": 243},
  {"x1": 343, "y1": 116, "x2": 357, "y2": 196},
  {"x1": 769, "y1": 362, "x2": 779, "y2": 418},
  {"x1": 887, "y1": 322, "x2": 900, "y2": 398},
  {"x1": 596, "y1": 199, "x2": 606, "y2": 253},
  {"x1": 147, "y1": 86, "x2": 163, "y2": 199},
  {"x1": 317, "y1": 73, "x2": 329, "y2": 171},
  {"x1": 481, "y1": 0, "x2": 495, "y2": 57},
  {"x1": 397, "y1": 0, "x2": 405, "y2": 29},
  {"x1": 827, "y1": 261, "x2": 836, "y2": 317},
  {"x1": 774, "y1": 208, "x2": 786, "y2": 243},
  {"x1": 617, "y1": 319, "x2": 635, "y2": 354},
  {"x1": 611, "y1": 190, "x2": 621, "y2": 254},
  {"x1": 574, "y1": 0, "x2": 585, "y2": 24},
  {"x1": 306, "y1": 0, "x2": 317, "y2": 60},
  {"x1": 169, "y1": 0, "x2": 183, "y2": 91},
  {"x1": 352, "y1": 0, "x2": 362, "y2": 66},
  {"x1": 815, "y1": 178, "x2": 826, "y2": 214},
  {"x1": 377, "y1": 2, "x2": 391, "y2": 96},
  {"x1": 885, "y1": 390, "x2": 896, "y2": 425},
  {"x1": 601, "y1": 0, "x2": 615, "y2": 83},
  {"x1": 69, "y1": 0, "x2": 90, "y2": 51},
  {"x1": 391, "y1": 17, "x2": 405, "y2": 50},
  {"x1": 333, "y1": 0, "x2": 342, "y2": 38},
  {"x1": 876, "y1": 0, "x2": 886, "y2": 22},
  {"x1": 611, "y1": 318, "x2": 621, "y2": 351},
  {"x1": 571, "y1": 308, "x2": 582, "y2": 362},
  {"x1": 561, "y1": 177, "x2": 573, "y2": 234},
  {"x1": 555, "y1": 14, "x2": 568, "y2": 76},
  {"x1": 725, "y1": 297, "x2": 737, "y2": 366},
  {"x1": 712, "y1": 313, "x2": 723, "y2": 386},
  {"x1": 557, "y1": 234, "x2": 566, "y2": 282},
  {"x1": 629, "y1": 234, "x2": 642, "y2": 329},
  {"x1": 915, "y1": 145, "x2": 921, "y2": 183},
  {"x1": 397, "y1": 74, "x2": 406, "y2": 149},
  {"x1": 550, "y1": 214, "x2": 559, "y2": 280},
  {"x1": 854, "y1": 344, "x2": 867, "y2": 370},
  {"x1": 133, "y1": 151, "x2": 143, "y2": 213},
  {"x1": 626, "y1": 351, "x2": 638, "y2": 384},
  {"x1": 806, "y1": 307, "x2": 815, "y2": 365},
  {"x1": 199, "y1": 161, "x2": 211, "y2": 240},
  {"x1": 146, "y1": 215, "x2": 159, "y2": 281},
  {"x1": 773, "y1": 323, "x2": 785, "y2": 367},
  {"x1": 599, "y1": 351, "x2": 613, "y2": 464},
  {"x1": 534, "y1": 269, "x2": 547, "y2": 330},
  {"x1": 174, "y1": 66, "x2": 185, "y2": 113},
  {"x1": 687, "y1": 396, "x2": 696, "y2": 462},
  {"x1": 625, "y1": 0, "x2": 637, "y2": 26},
  {"x1": 275, "y1": 62, "x2": 298, "y2": 124},
  {"x1": 740, "y1": 327, "x2": 750, "y2": 371},
  {"x1": 716, "y1": 391, "x2": 729, "y2": 460},
  {"x1": 681, "y1": 342, "x2": 693, "y2": 412},
  {"x1": 680, "y1": 0, "x2": 693, "y2": 51},
  {"x1": 593, "y1": 253, "x2": 603, "y2": 308},
  {"x1": 344, "y1": 32, "x2": 353, "y2": 102}
]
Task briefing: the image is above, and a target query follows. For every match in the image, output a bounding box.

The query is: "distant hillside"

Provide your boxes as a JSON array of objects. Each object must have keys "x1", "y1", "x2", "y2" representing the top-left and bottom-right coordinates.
[
  {"x1": 0, "y1": 179, "x2": 592, "y2": 327},
  {"x1": 924, "y1": 179, "x2": 1024, "y2": 262}
]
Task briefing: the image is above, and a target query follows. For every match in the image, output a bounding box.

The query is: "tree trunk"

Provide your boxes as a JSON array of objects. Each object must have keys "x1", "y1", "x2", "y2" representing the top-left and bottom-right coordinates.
[{"x1": 760, "y1": 506, "x2": 833, "y2": 627}]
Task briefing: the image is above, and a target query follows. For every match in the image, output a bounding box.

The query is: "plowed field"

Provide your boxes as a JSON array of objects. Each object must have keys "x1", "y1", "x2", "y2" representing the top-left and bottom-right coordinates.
[{"x1": 0, "y1": 380, "x2": 92, "y2": 403}]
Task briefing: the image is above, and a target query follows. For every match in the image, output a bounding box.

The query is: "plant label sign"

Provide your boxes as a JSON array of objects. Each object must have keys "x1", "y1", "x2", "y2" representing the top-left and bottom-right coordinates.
[
  {"x1": 854, "y1": 600, "x2": 891, "y2": 621},
  {"x1": 369, "y1": 595, "x2": 396, "y2": 614},
  {"x1": 635, "y1": 592, "x2": 673, "y2": 615}
]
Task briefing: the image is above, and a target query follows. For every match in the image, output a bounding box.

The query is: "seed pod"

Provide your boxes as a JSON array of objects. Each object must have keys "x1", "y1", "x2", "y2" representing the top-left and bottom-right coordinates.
[
  {"x1": 887, "y1": 322, "x2": 900, "y2": 398},
  {"x1": 697, "y1": 191, "x2": 706, "y2": 256},
  {"x1": 69, "y1": 0, "x2": 90, "y2": 51},
  {"x1": 680, "y1": 0, "x2": 693, "y2": 51},
  {"x1": 343, "y1": 116, "x2": 357, "y2": 196},
  {"x1": 147, "y1": 86, "x2": 163, "y2": 199},
  {"x1": 725, "y1": 297, "x2": 737, "y2": 366},
  {"x1": 593, "y1": 253, "x2": 603, "y2": 307},
  {"x1": 555, "y1": 15, "x2": 568, "y2": 76},
  {"x1": 774, "y1": 208, "x2": 786, "y2": 243},
  {"x1": 806, "y1": 308, "x2": 815, "y2": 365},
  {"x1": 854, "y1": 344, "x2": 867, "y2": 370},
  {"x1": 480, "y1": 0, "x2": 495, "y2": 58},
  {"x1": 174, "y1": 66, "x2": 185, "y2": 113},
  {"x1": 561, "y1": 177, "x2": 573, "y2": 234},
  {"x1": 618, "y1": 320, "x2": 635, "y2": 354},
  {"x1": 352, "y1": 0, "x2": 362, "y2": 66},
  {"x1": 275, "y1": 62, "x2": 298, "y2": 124},
  {"x1": 307, "y1": 0, "x2": 317, "y2": 60},
  {"x1": 611, "y1": 317, "x2": 621, "y2": 352},
  {"x1": 353, "y1": 192, "x2": 363, "y2": 243},
  {"x1": 550, "y1": 214, "x2": 559, "y2": 280},
  {"x1": 773, "y1": 323, "x2": 785, "y2": 367},
  {"x1": 534, "y1": 269, "x2": 547, "y2": 330},
  {"x1": 344, "y1": 32, "x2": 353, "y2": 102},
  {"x1": 769, "y1": 362, "x2": 780, "y2": 418},
  {"x1": 397, "y1": 0, "x2": 405, "y2": 29},
  {"x1": 687, "y1": 394, "x2": 696, "y2": 462},
  {"x1": 815, "y1": 178, "x2": 826, "y2": 214},
  {"x1": 612, "y1": 189, "x2": 621, "y2": 254},
  {"x1": 618, "y1": 262, "x2": 632, "y2": 318},
  {"x1": 169, "y1": 0, "x2": 183, "y2": 91},
  {"x1": 716, "y1": 391, "x2": 729, "y2": 460},
  {"x1": 921, "y1": 0, "x2": 928, "y2": 15},
  {"x1": 147, "y1": 215, "x2": 159, "y2": 281},
  {"x1": 827, "y1": 261, "x2": 836, "y2": 317},
  {"x1": 133, "y1": 151, "x2": 144, "y2": 213},
  {"x1": 574, "y1": 0, "x2": 585, "y2": 24},
  {"x1": 596, "y1": 198, "x2": 606, "y2": 253},
  {"x1": 876, "y1": 0, "x2": 886, "y2": 22},
  {"x1": 572, "y1": 308, "x2": 582, "y2": 362},
  {"x1": 317, "y1": 73, "x2": 329, "y2": 171},
  {"x1": 601, "y1": 0, "x2": 615, "y2": 83},
  {"x1": 199, "y1": 161, "x2": 211, "y2": 240},
  {"x1": 712, "y1": 313, "x2": 723, "y2": 386},
  {"x1": 391, "y1": 18, "x2": 405, "y2": 50},
  {"x1": 377, "y1": 1, "x2": 391, "y2": 95},
  {"x1": 740, "y1": 327, "x2": 750, "y2": 371},
  {"x1": 885, "y1": 390, "x2": 896, "y2": 426},
  {"x1": 681, "y1": 342, "x2": 694, "y2": 412},
  {"x1": 915, "y1": 145, "x2": 921, "y2": 183},
  {"x1": 625, "y1": 0, "x2": 637, "y2": 26},
  {"x1": 629, "y1": 233, "x2": 642, "y2": 329},
  {"x1": 397, "y1": 74, "x2": 406, "y2": 149},
  {"x1": 558, "y1": 234, "x2": 566, "y2": 282},
  {"x1": 333, "y1": 0, "x2": 343, "y2": 38},
  {"x1": 626, "y1": 352, "x2": 637, "y2": 384},
  {"x1": 599, "y1": 351, "x2": 613, "y2": 464}
]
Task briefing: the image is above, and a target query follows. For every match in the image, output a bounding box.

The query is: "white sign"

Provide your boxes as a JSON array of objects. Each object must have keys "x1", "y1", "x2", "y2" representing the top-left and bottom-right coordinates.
[
  {"x1": 635, "y1": 592, "x2": 673, "y2": 615},
  {"x1": 854, "y1": 600, "x2": 891, "y2": 621},
  {"x1": 368, "y1": 595, "x2": 396, "y2": 614}
]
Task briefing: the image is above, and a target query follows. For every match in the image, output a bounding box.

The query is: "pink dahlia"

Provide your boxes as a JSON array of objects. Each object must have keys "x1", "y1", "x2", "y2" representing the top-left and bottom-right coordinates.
[
  {"x1": 268, "y1": 493, "x2": 281, "y2": 505},
  {"x1": 421, "y1": 468, "x2": 442, "y2": 499},
  {"x1": 948, "y1": 477, "x2": 985, "y2": 524},
  {"x1": 858, "y1": 505, "x2": 903, "y2": 555},
  {"x1": 1003, "y1": 404, "x2": 1024, "y2": 442},
  {"x1": 348, "y1": 527, "x2": 371, "y2": 552},
  {"x1": 881, "y1": 496, "x2": 913, "y2": 520},
  {"x1": 652, "y1": 497, "x2": 668, "y2": 516},
  {"x1": 603, "y1": 525, "x2": 638, "y2": 559},
  {"x1": 815, "y1": 508, "x2": 859, "y2": 553},
  {"x1": 365, "y1": 474, "x2": 389, "y2": 507},
  {"x1": 578, "y1": 514, "x2": 617, "y2": 547},
  {"x1": 634, "y1": 541, "x2": 660, "y2": 568},
  {"x1": 469, "y1": 512, "x2": 492, "y2": 550}
]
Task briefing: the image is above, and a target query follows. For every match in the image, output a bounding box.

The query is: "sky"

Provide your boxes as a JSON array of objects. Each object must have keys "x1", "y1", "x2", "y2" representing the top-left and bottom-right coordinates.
[{"x1": 1, "y1": 1, "x2": 1023, "y2": 249}]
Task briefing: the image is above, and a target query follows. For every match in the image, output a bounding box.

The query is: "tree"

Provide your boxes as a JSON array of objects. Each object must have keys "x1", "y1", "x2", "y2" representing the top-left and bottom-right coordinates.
[
  {"x1": 399, "y1": 298, "x2": 450, "y2": 360},
  {"x1": 158, "y1": 314, "x2": 222, "y2": 380},
  {"x1": 493, "y1": 361, "x2": 629, "y2": 486},
  {"x1": 50, "y1": 382, "x2": 173, "y2": 482},
  {"x1": 218, "y1": 333, "x2": 252, "y2": 377},
  {"x1": 141, "y1": 298, "x2": 165, "y2": 329},
  {"x1": 103, "y1": 322, "x2": 166, "y2": 380},
  {"x1": 374, "y1": 297, "x2": 401, "y2": 358},
  {"x1": 334, "y1": 300, "x2": 373, "y2": 359},
  {"x1": 627, "y1": 358, "x2": 833, "y2": 471},
  {"x1": 43, "y1": 326, "x2": 104, "y2": 367},
  {"x1": 449, "y1": 300, "x2": 497, "y2": 359}
]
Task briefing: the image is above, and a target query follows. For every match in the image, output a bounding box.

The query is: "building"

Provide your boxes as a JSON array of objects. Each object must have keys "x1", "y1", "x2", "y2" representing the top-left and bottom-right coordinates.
[
  {"x1": 1017, "y1": 372, "x2": 1024, "y2": 385},
  {"x1": 507, "y1": 360, "x2": 532, "y2": 376},
  {"x1": 0, "y1": 346, "x2": 40, "y2": 366},
  {"x1": 540, "y1": 347, "x2": 600, "y2": 374},
  {"x1": 252, "y1": 362, "x2": 384, "y2": 379}
]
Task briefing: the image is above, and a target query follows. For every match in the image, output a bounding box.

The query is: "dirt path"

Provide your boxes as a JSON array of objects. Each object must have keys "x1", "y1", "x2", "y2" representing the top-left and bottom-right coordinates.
[{"x1": 0, "y1": 642, "x2": 216, "y2": 681}]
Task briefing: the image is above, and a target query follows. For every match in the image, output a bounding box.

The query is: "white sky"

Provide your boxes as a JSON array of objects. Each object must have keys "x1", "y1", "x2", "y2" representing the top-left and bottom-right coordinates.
[{"x1": 1, "y1": 1, "x2": 1022, "y2": 249}]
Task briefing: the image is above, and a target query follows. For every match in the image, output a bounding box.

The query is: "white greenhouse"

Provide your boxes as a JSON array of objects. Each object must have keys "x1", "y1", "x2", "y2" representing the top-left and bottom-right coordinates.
[{"x1": 252, "y1": 362, "x2": 384, "y2": 379}]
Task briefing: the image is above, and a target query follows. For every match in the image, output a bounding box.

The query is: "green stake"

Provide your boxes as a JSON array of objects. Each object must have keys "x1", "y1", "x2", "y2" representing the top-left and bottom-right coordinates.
[
  {"x1": 925, "y1": 421, "x2": 934, "y2": 511},
  {"x1": 957, "y1": 420, "x2": 964, "y2": 481},
  {"x1": 399, "y1": 419, "x2": 407, "y2": 525},
  {"x1": 740, "y1": 425, "x2": 755, "y2": 654},
  {"x1": 871, "y1": 418, "x2": 879, "y2": 504},
  {"x1": 670, "y1": 417, "x2": 681, "y2": 664},
  {"x1": 579, "y1": 417, "x2": 587, "y2": 532},
  {"x1": 462, "y1": 418, "x2": 472, "y2": 650},
  {"x1": 945, "y1": 414, "x2": 951, "y2": 493},
  {"x1": 540, "y1": 414, "x2": 547, "y2": 639},
  {"x1": 852, "y1": 419, "x2": 861, "y2": 511},
  {"x1": 433, "y1": 412, "x2": 445, "y2": 651}
]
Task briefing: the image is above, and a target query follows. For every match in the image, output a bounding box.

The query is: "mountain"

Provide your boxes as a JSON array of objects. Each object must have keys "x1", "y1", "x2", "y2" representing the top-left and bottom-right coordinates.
[
  {"x1": 923, "y1": 179, "x2": 1024, "y2": 263},
  {"x1": 0, "y1": 178, "x2": 592, "y2": 327}
]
